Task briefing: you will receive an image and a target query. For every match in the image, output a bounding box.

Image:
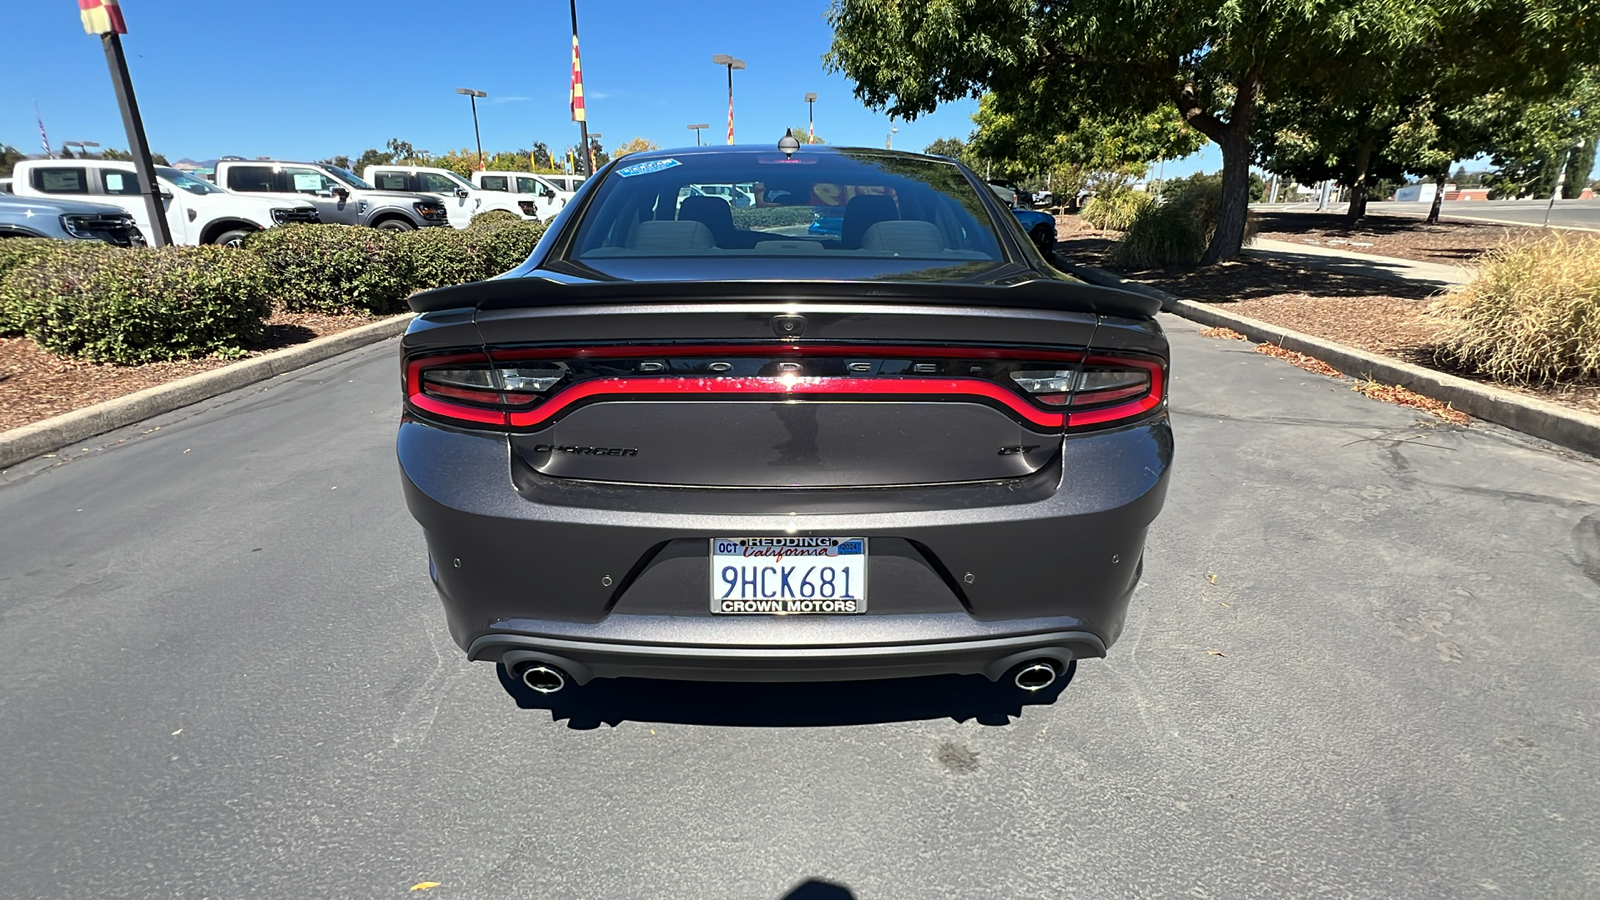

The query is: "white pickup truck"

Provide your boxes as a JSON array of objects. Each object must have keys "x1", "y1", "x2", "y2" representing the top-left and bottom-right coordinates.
[
  {"x1": 470, "y1": 170, "x2": 570, "y2": 218},
  {"x1": 361, "y1": 165, "x2": 531, "y2": 229},
  {"x1": 12, "y1": 159, "x2": 317, "y2": 246}
]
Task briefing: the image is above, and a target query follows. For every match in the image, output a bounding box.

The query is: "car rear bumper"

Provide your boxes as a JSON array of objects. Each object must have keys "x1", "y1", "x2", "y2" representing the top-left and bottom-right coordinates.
[
  {"x1": 469, "y1": 625, "x2": 1111, "y2": 685},
  {"x1": 399, "y1": 415, "x2": 1171, "y2": 681}
]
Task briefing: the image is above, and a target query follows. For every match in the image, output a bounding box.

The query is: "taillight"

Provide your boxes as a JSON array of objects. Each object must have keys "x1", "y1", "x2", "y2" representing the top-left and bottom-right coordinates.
[
  {"x1": 406, "y1": 353, "x2": 567, "y2": 426},
  {"x1": 1010, "y1": 356, "x2": 1164, "y2": 427},
  {"x1": 404, "y1": 345, "x2": 1164, "y2": 431}
]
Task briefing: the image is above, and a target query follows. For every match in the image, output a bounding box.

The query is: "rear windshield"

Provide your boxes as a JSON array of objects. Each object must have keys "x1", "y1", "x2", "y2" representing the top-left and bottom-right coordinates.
[{"x1": 569, "y1": 151, "x2": 1004, "y2": 262}]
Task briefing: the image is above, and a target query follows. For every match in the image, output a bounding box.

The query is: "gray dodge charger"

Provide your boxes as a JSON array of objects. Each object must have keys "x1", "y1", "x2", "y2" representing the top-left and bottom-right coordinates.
[{"x1": 398, "y1": 144, "x2": 1171, "y2": 697}]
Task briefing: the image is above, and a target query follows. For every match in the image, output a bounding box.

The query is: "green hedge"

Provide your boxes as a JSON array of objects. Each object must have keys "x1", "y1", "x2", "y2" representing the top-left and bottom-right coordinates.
[
  {"x1": 1, "y1": 244, "x2": 272, "y2": 364},
  {"x1": 1, "y1": 238, "x2": 128, "y2": 336},
  {"x1": 245, "y1": 224, "x2": 416, "y2": 314},
  {"x1": 468, "y1": 209, "x2": 523, "y2": 231},
  {"x1": 1081, "y1": 189, "x2": 1153, "y2": 232},
  {"x1": 2, "y1": 218, "x2": 549, "y2": 364}
]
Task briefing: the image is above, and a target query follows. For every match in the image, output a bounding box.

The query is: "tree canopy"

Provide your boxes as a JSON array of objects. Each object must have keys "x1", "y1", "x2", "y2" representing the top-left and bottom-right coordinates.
[{"x1": 829, "y1": 0, "x2": 1600, "y2": 262}]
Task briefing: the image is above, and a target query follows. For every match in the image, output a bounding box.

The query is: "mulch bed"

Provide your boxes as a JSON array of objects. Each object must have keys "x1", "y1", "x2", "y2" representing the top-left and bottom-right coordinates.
[
  {"x1": 1056, "y1": 221, "x2": 1600, "y2": 418},
  {"x1": 1250, "y1": 210, "x2": 1547, "y2": 264},
  {"x1": 0, "y1": 310, "x2": 378, "y2": 433}
]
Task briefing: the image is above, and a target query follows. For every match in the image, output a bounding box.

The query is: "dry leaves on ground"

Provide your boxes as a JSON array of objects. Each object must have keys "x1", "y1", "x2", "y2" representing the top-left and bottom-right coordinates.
[
  {"x1": 1351, "y1": 380, "x2": 1473, "y2": 425},
  {"x1": 1199, "y1": 326, "x2": 1250, "y2": 341},
  {"x1": 1255, "y1": 343, "x2": 1343, "y2": 377}
]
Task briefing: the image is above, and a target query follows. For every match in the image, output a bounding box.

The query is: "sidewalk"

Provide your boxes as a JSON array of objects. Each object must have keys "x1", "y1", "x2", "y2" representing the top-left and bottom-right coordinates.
[{"x1": 1244, "y1": 238, "x2": 1473, "y2": 288}]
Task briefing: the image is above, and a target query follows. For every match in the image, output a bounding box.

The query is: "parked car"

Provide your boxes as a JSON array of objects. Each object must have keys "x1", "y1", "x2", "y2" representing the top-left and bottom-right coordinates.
[
  {"x1": 0, "y1": 178, "x2": 13, "y2": 194},
  {"x1": 470, "y1": 170, "x2": 569, "y2": 219},
  {"x1": 0, "y1": 194, "x2": 144, "y2": 245},
  {"x1": 987, "y1": 178, "x2": 1032, "y2": 207},
  {"x1": 361, "y1": 165, "x2": 524, "y2": 229},
  {"x1": 542, "y1": 174, "x2": 587, "y2": 194},
  {"x1": 397, "y1": 145, "x2": 1170, "y2": 699},
  {"x1": 12, "y1": 160, "x2": 317, "y2": 246},
  {"x1": 214, "y1": 159, "x2": 448, "y2": 231},
  {"x1": 1010, "y1": 207, "x2": 1058, "y2": 255}
]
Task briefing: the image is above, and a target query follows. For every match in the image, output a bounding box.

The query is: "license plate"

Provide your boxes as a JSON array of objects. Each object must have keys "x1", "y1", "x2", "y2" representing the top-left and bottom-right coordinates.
[{"x1": 709, "y1": 537, "x2": 867, "y2": 614}]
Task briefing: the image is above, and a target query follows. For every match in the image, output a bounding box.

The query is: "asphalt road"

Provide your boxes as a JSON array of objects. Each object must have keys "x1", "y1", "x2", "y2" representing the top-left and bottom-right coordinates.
[
  {"x1": 2, "y1": 317, "x2": 1598, "y2": 898},
  {"x1": 1260, "y1": 198, "x2": 1600, "y2": 229}
]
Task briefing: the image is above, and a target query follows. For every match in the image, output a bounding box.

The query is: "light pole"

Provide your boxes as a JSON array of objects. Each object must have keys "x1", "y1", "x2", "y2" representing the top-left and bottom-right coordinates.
[
  {"x1": 566, "y1": 0, "x2": 592, "y2": 176},
  {"x1": 688, "y1": 123, "x2": 709, "y2": 146},
  {"x1": 885, "y1": 124, "x2": 898, "y2": 150},
  {"x1": 1545, "y1": 137, "x2": 1587, "y2": 227},
  {"x1": 456, "y1": 88, "x2": 487, "y2": 170},
  {"x1": 805, "y1": 92, "x2": 817, "y2": 143},
  {"x1": 63, "y1": 140, "x2": 100, "y2": 159},
  {"x1": 712, "y1": 54, "x2": 745, "y2": 144}
]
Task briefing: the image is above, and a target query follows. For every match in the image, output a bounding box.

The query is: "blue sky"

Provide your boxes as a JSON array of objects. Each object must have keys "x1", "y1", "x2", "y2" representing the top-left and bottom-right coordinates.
[{"x1": 2, "y1": 0, "x2": 1218, "y2": 175}]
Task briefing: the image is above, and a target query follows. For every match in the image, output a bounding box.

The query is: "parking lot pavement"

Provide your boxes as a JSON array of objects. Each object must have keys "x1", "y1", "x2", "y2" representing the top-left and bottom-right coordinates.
[{"x1": 1, "y1": 319, "x2": 1597, "y2": 898}]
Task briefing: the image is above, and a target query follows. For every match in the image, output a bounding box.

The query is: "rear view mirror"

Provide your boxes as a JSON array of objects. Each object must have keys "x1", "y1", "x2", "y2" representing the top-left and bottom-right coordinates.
[
  {"x1": 542, "y1": 188, "x2": 556, "y2": 200},
  {"x1": 455, "y1": 188, "x2": 470, "y2": 199},
  {"x1": 157, "y1": 191, "x2": 173, "y2": 201},
  {"x1": 332, "y1": 186, "x2": 350, "y2": 199}
]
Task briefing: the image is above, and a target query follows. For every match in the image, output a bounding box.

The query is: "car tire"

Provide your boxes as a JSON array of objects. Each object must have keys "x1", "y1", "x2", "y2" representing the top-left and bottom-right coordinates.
[
  {"x1": 211, "y1": 228, "x2": 253, "y2": 248},
  {"x1": 375, "y1": 218, "x2": 415, "y2": 232},
  {"x1": 1029, "y1": 224, "x2": 1056, "y2": 256}
]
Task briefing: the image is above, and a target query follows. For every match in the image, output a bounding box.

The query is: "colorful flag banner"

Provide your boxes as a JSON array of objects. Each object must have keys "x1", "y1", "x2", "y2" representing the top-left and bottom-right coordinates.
[
  {"x1": 80, "y1": 0, "x2": 128, "y2": 35},
  {"x1": 570, "y1": 35, "x2": 586, "y2": 123},
  {"x1": 727, "y1": 93, "x2": 734, "y2": 145}
]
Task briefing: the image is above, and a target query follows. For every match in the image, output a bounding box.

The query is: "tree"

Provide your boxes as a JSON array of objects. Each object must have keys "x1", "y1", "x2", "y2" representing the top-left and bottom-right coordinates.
[
  {"x1": 0, "y1": 143, "x2": 23, "y2": 177},
  {"x1": 96, "y1": 147, "x2": 169, "y2": 165},
  {"x1": 829, "y1": 0, "x2": 1600, "y2": 263},
  {"x1": 613, "y1": 137, "x2": 661, "y2": 159},
  {"x1": 352, "y1": 147, "x2": 393, "y2": 172},
  {"x1": 786, "y1": 127, "x2": 825, "y2": 145},
  {"x1": 318, "y1": 155, "x2": 352, "y2": 170},
  {"x1": 924, "y1": 137, "x2": 965, "y2": 159},
  {"x1": 531, "y1": 142, "x2": 554, "y2": 172}
]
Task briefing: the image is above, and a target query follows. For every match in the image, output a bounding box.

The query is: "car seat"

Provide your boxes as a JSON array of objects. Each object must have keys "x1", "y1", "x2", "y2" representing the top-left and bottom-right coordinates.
[{"x1": 840, "y1": 194, "x2": 899, "y2": 249}]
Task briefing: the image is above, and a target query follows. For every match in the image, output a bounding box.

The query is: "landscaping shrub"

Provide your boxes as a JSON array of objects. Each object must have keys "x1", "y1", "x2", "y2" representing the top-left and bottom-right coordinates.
[
  {"x1": 1110, "y1": 178, "x2": 1258, "y2": 268},
  {"x1": 0, "y1": 238, "x2": 124, "y2": 333},
  {"x1": 245, "y1": 224, "x2": 414, "y2": 314},
  {"x1": 1, "y1": 244, "x2": 272, "y2": 364},
  {"x1": 1431, "y1": 234, "x2": 1600, "y2": 383},
  {"x1": 469, "y1": 218, "x2": 546, "y2": 276},
  {"x1": 394, "y1": 219, "x2": 547, "y2": 290},
  {"x1": 468, "y1": 208, "x2": 522, "y2": 231},
  {"x1": 1080, "y1": 189, "x2": 1152, "y2": 232}
]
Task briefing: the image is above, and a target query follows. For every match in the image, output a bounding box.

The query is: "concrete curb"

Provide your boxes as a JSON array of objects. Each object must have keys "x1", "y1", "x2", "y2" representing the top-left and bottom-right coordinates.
[
  {"x1": 0, "y1": 313, "x2": 413, "y2": 470},
  {"x1": 1066, "y1": 261, "x2": 1600, "y2": 457}
]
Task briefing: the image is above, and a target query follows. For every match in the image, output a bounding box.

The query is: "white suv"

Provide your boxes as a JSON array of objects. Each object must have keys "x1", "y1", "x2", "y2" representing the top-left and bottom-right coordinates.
[
  {"x1": 12, "y1": 160, "x2": 317, "y2": 246},
  {"x1": 361, "y1": 165, "x2": 525, "y2": 229}
]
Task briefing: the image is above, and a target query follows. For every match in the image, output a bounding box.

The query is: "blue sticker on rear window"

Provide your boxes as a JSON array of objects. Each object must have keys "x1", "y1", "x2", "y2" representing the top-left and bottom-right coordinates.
[{"x1": 615, "y1": 158, "x2": 681, "y2": 178}]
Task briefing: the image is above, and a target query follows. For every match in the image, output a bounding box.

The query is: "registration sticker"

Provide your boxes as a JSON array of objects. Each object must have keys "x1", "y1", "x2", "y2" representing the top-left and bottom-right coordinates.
[
  {"x1": 710, "y1": 537, "x2": 867, "y2": 614},
  {"x1": 616, "y1": 158, "x2": 682, "y2": 178}
]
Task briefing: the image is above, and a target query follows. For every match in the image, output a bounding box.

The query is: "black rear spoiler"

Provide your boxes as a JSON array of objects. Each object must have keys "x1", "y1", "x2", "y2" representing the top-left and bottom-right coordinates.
[{"x1": 407, "y1": 275, "x2": 1162, "y2": 320}]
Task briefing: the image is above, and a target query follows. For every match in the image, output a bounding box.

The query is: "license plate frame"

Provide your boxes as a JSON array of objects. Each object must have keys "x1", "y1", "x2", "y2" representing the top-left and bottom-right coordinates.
[{"x1": 709, "y1": 537, "x2": 868, "y2": 614}]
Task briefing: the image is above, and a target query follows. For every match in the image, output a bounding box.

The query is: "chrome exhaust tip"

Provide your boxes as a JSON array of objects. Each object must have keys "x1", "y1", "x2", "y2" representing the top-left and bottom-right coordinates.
[
  {"x1": 519, "y1": 664, "x2": 568, "y2": 694},
  {"x1": 1013, "y1": 660, "x2": 1060, "y2": 692}
]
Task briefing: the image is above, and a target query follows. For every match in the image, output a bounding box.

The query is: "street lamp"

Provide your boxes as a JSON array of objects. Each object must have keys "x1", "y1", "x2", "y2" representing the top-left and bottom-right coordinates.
[
  {"x1": 805, "y1": 92, "x2": 817, "y2": 143},
  {"x1": 885, "y1": 124, "x2": 898, "y2": 150},
  {"x1": 688, "y1": 123, "x2": 709, "y2": 146},
  {"x1": 1546, "y1": 136, "x2": 1587, "y2": 227},
  {"x1": 63, "y1": 140, "x2": 100, "y2": 159},
  {"x1": 456, "y1": 88, "x2": 487, "y2": 170},
  {"x1": 712, "y1": 54, "x2": 745, "y2": 144}
]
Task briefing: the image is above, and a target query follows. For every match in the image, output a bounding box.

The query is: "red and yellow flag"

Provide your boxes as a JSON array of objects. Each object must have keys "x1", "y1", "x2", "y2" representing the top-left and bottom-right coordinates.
[
  {"x1": 80, "y1": 0, "x2": 127, "y2": 35},
  {"x1": 570, "y1": 35, "x2": 586, "y2": 123}
]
